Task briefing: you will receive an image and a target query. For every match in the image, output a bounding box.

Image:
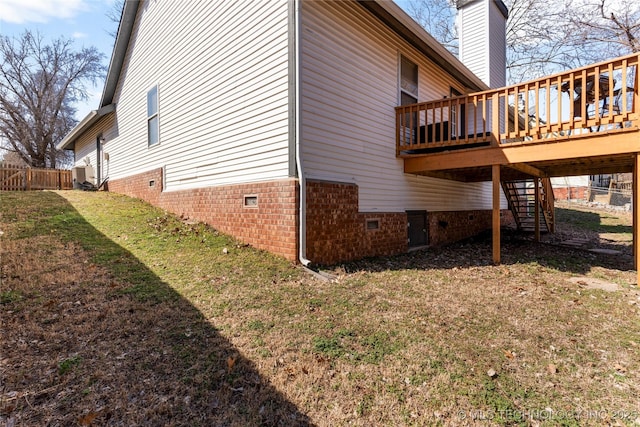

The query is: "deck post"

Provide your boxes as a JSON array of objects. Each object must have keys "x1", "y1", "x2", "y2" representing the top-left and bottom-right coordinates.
[
  {"x1": 492, "y1": 164, "x2": 501, "y2": 265},
  {"x1": 491, "y1": 92, "x2": 500, "y2": 147},
  {"x1": 634, "y1": 154, "x2": 640, "y2": 283},
  {"x1": 534, "y1": 177, "x2": 540, "y2": 242}
]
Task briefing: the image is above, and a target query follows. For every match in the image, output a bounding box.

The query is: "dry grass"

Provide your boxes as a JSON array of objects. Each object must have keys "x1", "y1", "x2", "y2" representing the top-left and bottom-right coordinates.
[{"x1": 1, "y1": 191, "x2": 639, "y2": 426}]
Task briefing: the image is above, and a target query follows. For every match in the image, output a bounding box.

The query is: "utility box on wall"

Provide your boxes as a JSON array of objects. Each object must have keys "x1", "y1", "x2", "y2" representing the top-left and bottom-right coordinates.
[{"x1": 72, "y1": 165, "x2": 95, "y2": 189}]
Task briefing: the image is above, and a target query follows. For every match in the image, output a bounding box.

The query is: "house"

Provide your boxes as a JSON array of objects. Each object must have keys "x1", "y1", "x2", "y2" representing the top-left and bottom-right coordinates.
[
  {"x1": 588, "y1": 172, "x2": 632, "y2": 206},
  {"x1": 58, "y1": 0, "x2": 640, "y2": 272},
  {"x1": 551, "y1": 176, "x2": 589, "y2": 201},
  {"x1": 58, "y1": 0, "x2": 514, "y2": 265}
]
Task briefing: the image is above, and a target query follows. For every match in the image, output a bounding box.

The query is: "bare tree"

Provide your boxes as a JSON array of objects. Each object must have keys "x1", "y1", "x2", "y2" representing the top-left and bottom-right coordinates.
[
  {"x1": 106, "y1": 0, "x2": 126, "y2": 38},
  {"x1": 406, "y1": 0, "x2": 459, "y2": 54},
  {"x1": 567, "y1": 0, "x2": 640, "y2": 60},
  {"x1": 0, "y1": 149, "x2": 28, "y2": 166},
  {"x1": 505, "y1": 0, "x2": 580, "y2": 82},
  {"x1": 0, "y1": 31, "x2": 105, "y2": 168},
  {"x1": 405, "y1": 0, "x2": 640, "y2": 84}
]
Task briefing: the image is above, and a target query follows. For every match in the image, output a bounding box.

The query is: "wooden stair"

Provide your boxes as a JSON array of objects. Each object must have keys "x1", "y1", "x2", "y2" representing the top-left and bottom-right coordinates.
[{"x1": 502, "y1": 178, "x2": 555, "y2": 234}]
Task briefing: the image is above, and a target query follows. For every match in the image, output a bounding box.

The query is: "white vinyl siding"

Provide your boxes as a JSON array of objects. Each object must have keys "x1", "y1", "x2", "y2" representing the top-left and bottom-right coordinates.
[
  {"x1": 105, "y1": 0, "x2": 290, "y2": 190},
  {"x1": 72, "y1": 114, "x2": 117, "y2": 184},
  {"x1": 488, "y1": 1, "x2": 507, "y2": 88},
  {"x1": 457, "y1": 1, "x2": 487, "y2": 85},
  {"x1": 300, "y1": 0, "x2": 498, "y2": 213},
  {"x1": 458, "y1": 0, "x2": 506, "y2": 88}
]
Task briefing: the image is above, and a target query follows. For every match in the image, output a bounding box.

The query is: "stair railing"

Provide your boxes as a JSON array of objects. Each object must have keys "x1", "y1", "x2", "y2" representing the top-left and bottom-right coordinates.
[{"x1": 540, "y1": 178, "x2": 555, "y2": 233}]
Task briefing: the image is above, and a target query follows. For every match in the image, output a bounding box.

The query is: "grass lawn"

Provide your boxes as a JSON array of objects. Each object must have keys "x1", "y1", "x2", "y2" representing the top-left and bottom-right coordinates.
[{"x1": 1, "y1": 191, "x2": 639, "y2": 426}]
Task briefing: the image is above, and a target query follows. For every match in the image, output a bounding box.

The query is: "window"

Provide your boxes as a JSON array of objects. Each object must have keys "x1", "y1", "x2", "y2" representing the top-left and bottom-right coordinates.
[
  {"x1": 366, "y1": 219, "x2": 380, "y2": 231},
  {"x1": 243, "y1": 195, "x2": 258, "y2": 208},
  {"x1": 400, "y1": 55, "x2": 419, "y2": 144},
  {"x1": 400, "y1": 55, "x2": 418, "y2": 104},
  {"x1": 147, "y1": 85, "x2": 159, "y2": 146}
]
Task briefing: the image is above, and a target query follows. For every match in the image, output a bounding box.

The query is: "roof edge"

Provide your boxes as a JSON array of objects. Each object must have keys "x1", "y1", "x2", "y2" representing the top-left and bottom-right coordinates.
[
  {"x1": 457, "y1": 0, "x2": 509, "y2": 19},
  {"x1": 100, "y1": 0, "x2": 141, "y2": 107},
  {"x1": 57, "y1": 104, "x2": 116, "y2": 150},
  {"x1": 363, "y1": 1, "x2": 488, "y2": 92}
]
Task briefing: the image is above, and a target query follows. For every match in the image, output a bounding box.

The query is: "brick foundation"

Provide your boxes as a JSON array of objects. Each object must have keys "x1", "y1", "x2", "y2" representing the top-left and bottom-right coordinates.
[
  {"x1": 428, "y1": 209, "x2": 514, "y2": 246},
  {"x1": 105, "y1": 168, "x2": 164, "y2": 206},
  {"x1": 108, "y1": 170, "x2": 515, "y2": 265},
  {"x1": 553, "y1": 186, "x2": 587, "y2": 200},
  {"x1": 108, "y1": 169, "x2": 298, "y2": 261},
  {"x1": 305, "y1": 180, "x2": 407, "y2": 265}
]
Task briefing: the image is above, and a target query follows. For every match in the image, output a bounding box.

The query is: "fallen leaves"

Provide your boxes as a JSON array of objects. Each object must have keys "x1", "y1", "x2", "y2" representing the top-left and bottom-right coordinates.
[
  {"x1": 503, "y1": 349, "x2": 516, "y2": 359},
  {"x1": 78, "y1": 412, "x2": 98, "y2": 426},
  {"x1": 227, "y1": 356, "x2": 236, "y2": 372},
  {"x1": 614, "y1": 363, "x2": 627, "y2": 374}
]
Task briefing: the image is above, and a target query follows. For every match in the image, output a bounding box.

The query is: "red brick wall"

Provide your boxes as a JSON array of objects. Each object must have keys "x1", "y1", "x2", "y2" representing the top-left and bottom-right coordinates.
[
  {"x1": 428, "y1": 209, "x2": 514, "y2": 246},
  {"x1": 109, "y1": 171, "x2": 515, "y2": 265},
  {"x1": 553, "y1": 186, "x2": 587, "y2": 200},
  {"x1": 305, "y1": 181, "x2": 407, "y2": 265},
  {"x1": 106, "y1": 168, "x2": 163, "y2": 206},
  {"x1": 109, "y1": 169, "x2": 298, "y2": 261}
]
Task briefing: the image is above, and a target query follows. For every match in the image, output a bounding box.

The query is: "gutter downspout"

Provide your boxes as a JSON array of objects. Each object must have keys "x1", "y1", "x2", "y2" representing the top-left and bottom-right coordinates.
[{"x1": 295, "y1": 0, "x2": 311, "y2": 266}]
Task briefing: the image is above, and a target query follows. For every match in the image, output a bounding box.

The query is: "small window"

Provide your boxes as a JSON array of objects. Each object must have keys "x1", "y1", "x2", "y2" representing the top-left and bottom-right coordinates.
[
  {"x1": 366, "y1": 219, "x2": 380, "y2": 231},
  {"x1": 147, "y1": 85, "x2": 159, "y2": 146},
  {"x1": 243, "y1": 195, "x2": 258, "y2": 208}
]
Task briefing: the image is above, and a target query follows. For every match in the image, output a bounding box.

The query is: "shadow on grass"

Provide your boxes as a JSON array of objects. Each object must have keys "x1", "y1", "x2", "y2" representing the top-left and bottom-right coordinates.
[{"x1": 1, "y1": 192, "x2": 313, "y2": 426}]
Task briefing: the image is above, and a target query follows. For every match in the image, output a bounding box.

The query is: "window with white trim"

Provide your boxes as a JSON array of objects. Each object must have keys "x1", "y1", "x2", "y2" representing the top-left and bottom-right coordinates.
[
  {"x1": 147, "y1": 85, "x2": 159, "y2": 146},
  {"x1": 400, "y1": 55, "x2": 418, "y2": 105},
  {"x1": 400, "y1": 55, "x2": 419, "y2": 144}
]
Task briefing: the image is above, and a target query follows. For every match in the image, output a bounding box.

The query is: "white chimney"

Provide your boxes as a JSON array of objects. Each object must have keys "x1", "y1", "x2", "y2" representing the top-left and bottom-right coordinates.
[{"x1": 457, "y1": 0, "x2": 508, "y2": 88}]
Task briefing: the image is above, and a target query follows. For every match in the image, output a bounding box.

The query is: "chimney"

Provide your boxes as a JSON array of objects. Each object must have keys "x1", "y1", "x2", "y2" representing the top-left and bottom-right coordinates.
[{"x1": 456, "y1": 0, "x2": 508, "y2": 88}]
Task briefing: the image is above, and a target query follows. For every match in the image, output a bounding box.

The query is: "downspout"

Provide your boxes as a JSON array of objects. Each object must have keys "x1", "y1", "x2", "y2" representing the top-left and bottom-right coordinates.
[{"x1": 294, "y1": 0, "x2": 311, "y2": 266}]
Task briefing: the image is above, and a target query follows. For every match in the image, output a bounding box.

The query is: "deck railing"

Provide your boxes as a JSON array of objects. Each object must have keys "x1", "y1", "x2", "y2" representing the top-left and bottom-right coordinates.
[
  {"x1": 0, "y1": 163, "x2": 73, "y2": 191},
  {"x1": 396, "y1": 53, "x2": 640, "y2": 155}
]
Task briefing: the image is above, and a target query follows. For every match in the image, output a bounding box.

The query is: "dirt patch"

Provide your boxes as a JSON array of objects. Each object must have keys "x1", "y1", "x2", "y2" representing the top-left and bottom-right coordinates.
[{"x1": 567, "y1": 276, "x2": 622, "y2": 292}]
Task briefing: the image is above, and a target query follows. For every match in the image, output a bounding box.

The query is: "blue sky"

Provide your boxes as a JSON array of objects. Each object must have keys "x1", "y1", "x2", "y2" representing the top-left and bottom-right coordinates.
[
  {"x1": 0, "y1": 0, "x2": 412, "y2": 122},
  {"x1": 0, "y1": 0, "x2": 121, "y2": 120}
]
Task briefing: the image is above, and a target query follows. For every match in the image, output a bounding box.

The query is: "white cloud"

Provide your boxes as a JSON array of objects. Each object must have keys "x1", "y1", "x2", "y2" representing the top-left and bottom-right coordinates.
[
  {"x1": 72, "y1": 31, "x2": 88, "y2": 39},
  {"x1": 0, "y1": 0, "x2": 88, "y2": 24}
]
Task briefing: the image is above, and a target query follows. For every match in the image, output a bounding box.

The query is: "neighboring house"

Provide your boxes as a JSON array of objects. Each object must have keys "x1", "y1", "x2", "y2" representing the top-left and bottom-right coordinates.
[
  {"x1": 588, "y1": 172, "x2": 632, "y2": 206},
  {"x1": 551, "y1": 176, "x2": 589, "y2": 200},
  {"x1": 58, "y1": 0, "x2": 513, "y2": 265}
]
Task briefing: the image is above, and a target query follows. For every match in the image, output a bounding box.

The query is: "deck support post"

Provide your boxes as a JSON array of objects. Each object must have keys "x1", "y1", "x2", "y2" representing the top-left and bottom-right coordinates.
[
  {"x1": 492, "y1": 164, "x2": 501, "y2": 265},
  {"x1": 534, "y1": 177, "x2": 541, "y2": 242},
  {"x1": 634, "y1": 154, "x2": 640, "y2": 283},
  {"x1": 491, "y1": 93, "x2": 500, "y2": 147}
]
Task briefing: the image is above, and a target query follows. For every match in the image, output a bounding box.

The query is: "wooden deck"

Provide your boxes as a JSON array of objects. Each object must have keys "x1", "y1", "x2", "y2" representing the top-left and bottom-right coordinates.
[
  {"x1": 396, "y1": 53, "x2": 639, "y2": 181},
  {"x1": 396, "y1": 53, "x2": 640, "y2": 281}
]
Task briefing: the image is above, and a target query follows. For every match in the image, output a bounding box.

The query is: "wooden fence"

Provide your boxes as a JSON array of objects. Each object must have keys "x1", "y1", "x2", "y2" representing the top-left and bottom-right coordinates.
[{"x1": 0, "y1": 163, "x2": 73, "y2": 191}]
